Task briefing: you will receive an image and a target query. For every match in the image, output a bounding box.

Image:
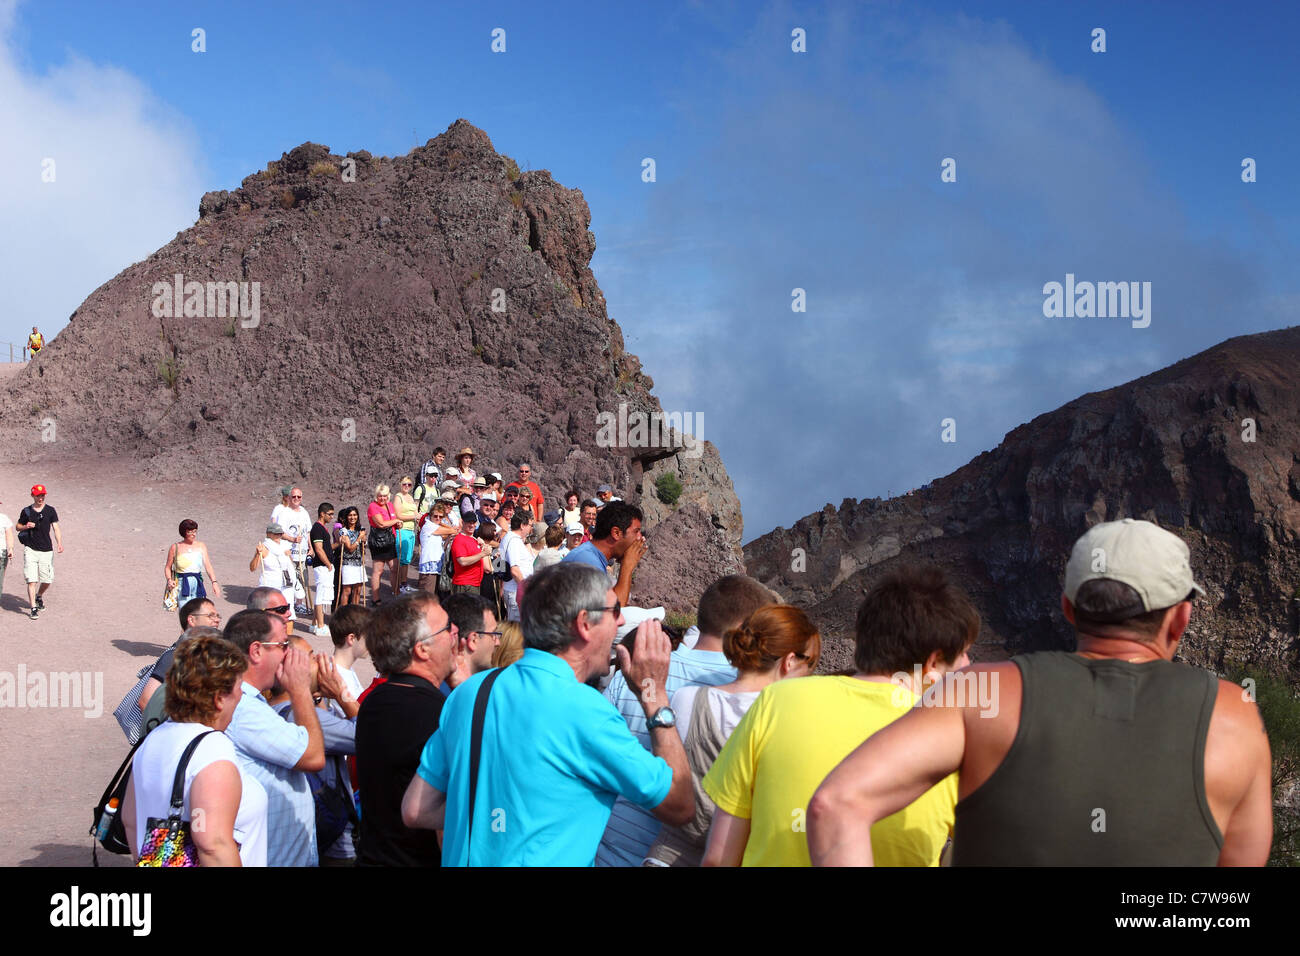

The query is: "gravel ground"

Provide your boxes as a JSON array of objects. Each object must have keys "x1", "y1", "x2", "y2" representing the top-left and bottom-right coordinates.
[{"x1": 0, "y1": 449, "x2": 376, "y2": 866}]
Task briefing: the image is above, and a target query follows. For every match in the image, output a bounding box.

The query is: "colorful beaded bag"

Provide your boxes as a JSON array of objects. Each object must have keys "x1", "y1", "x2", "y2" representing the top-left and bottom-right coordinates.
[{"x1": 137, "y1": 730, "x2": 216, "y2": 867}]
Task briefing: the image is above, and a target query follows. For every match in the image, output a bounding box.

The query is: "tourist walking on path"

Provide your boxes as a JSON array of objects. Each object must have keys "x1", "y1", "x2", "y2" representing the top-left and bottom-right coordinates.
[
  {"x1": 24, "y1": 326, "x2": 43, "y2": 361},
  {"x1": 0, "y1": 495, "x2": 14, "y2": 603},
  {"x1": 165, "y1": 519, "x2": 221, "y2": 604},
  {"x1": 18, "y1": 483, "x2": 62, "y2": 619}
]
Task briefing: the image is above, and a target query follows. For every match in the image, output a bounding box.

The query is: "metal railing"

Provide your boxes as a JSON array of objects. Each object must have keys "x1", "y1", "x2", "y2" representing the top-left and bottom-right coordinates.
[{"x1": 2, "y1": 343, "x2": 34, "y2": 362}]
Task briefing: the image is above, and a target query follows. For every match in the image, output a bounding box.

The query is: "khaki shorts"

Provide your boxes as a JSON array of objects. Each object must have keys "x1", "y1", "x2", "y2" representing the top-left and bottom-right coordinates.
[{"x1": 23, "y1": 548, "x2": 53, "y2": 584}]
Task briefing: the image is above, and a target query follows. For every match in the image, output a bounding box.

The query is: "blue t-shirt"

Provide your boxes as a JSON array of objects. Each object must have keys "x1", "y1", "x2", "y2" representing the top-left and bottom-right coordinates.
[
  {"x1": 416, "y1": 648, "x2": 672, "y2": 866},
  {"x1": 562, "y1": 541, "x2": 609, "y2": 572}
]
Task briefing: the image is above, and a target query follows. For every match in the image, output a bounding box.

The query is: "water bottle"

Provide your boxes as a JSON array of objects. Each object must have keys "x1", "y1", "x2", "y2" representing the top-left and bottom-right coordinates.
[{"x1": 94, "y1": 797, "x2": 120, "y2": 841}]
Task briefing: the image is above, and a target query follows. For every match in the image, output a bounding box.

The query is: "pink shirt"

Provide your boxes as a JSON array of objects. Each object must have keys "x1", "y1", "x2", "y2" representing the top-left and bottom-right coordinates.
[{"x1": 367, "y1": 501, "x2": 396, "y2": 528}]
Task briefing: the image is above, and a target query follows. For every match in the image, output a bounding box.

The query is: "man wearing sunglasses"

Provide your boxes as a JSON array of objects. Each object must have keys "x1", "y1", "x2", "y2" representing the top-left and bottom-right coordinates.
[
  {"x1": 403, "y1": 562, "x2": 693, "y2": 866},
  {"x1": 223, "y1": 608, "x2": 327, "y2": 867}
]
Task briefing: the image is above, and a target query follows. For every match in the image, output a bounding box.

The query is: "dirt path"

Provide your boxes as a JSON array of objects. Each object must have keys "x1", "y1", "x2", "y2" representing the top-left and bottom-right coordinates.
[{"x1": 0, "y1": 455, "x2": 376, "y2": 866}]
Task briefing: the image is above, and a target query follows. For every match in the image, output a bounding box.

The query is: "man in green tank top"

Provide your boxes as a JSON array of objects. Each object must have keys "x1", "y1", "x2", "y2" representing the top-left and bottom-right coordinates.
[{"x1": 807, "y1": 519, "x2": 1273, "y2": 866}]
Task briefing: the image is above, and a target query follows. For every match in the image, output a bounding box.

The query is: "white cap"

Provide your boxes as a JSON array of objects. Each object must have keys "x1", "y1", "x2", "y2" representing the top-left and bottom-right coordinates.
[
  {"x1": 1064, "y1": 519, "x2": 1205, "y2": 617},
  {"x1": 617, "y1": 606, "x2": 666, "y2": 641},
  {"x1": 565, "y1": 522, "x2": 584, "y2": 536}
]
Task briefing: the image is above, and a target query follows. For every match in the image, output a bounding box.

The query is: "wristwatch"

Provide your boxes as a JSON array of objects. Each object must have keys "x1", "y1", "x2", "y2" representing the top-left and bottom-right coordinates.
[{"x1": 646, "y1": 707, "x2": 676, "y2": 731}]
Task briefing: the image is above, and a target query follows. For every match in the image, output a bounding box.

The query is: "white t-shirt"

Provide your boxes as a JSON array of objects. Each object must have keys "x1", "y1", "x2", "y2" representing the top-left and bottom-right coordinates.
[
  {"x1": 131, "y1": 721, "x2": 268, "y2": 866},
  {"x1": 329, "y1": 665, "x2": 365, "y2": 720},
  {"x1": 669, "y1": 683, "x2": 761, "y2": 743},
  {"x1": 271, "y1": 504, "x2": 312, "y2": 560},
  {"x1": 419, "y1": 519, "x2": 448, "y2": 573},
  {"x1": 500, "y1": 532, "x2": 535, "y2": 597},
  {"x1": 257, "y1": 537, "x2": 294, "y2": 593}
]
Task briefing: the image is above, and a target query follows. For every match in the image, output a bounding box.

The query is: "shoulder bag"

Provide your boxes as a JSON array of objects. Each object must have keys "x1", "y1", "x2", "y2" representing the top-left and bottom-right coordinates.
[
  {"x1": 465, "y1": 668, "x2": 504, "y2": 867},
  {"x1": 137, "y1": 730, "x2": 218, "y2": 867}
]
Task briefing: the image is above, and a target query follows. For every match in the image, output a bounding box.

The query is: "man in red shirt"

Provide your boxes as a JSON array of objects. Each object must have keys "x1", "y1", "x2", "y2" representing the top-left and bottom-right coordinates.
[
  {"x1": 506, "y1": 464, "x2": 544, "y2": 523},
  {"x1": 449, "y1": 522, "x2": 494, "y2": 595}
]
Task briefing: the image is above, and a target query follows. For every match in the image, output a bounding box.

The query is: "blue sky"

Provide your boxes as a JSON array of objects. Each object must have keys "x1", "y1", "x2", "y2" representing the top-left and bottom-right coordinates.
[{"x1": 2, "y1": 0, "x2": 1297, "y2": 540}]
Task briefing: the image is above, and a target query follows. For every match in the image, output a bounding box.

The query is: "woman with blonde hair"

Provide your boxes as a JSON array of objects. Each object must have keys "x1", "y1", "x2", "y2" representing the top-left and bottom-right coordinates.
[
  {"x1": 367, "y1": 483, "x2": 402, "y2": 605},
  {"x1": 645, "y1": 604, "x2": 820, "y2": 867},
  {"x1": 393, "y1": 476, "x2": 419, "y2": 593},
  {"x1": 492, "y1": 620, "x2": 525, "y2": 668}
]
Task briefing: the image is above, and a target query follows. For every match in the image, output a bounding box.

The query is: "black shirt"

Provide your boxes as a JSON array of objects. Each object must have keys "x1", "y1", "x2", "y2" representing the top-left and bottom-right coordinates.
[
  {"x1": 18, "y1": 504, "x2": 58, "y2": 551},
  {"x1": 309, "y1": 521, "x2": 332, "y2": 569},
  {"x1": 355, "y1": 672, "x2": 445, "y2": 866}
]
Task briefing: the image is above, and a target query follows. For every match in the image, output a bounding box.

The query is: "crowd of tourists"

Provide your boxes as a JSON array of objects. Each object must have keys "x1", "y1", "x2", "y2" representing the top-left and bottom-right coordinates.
[
  {"x1": 106, "y1": 498, "x2": 1276, "y2": 867},
  {"x1": 164, "y1": 447, "x2": 632, "y2": 639}
]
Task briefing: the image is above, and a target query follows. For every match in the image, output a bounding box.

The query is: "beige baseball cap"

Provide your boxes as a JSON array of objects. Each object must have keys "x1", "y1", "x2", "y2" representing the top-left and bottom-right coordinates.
[{"x1": 1064, "y1": 519, "x2": 1204, "y2": 617}]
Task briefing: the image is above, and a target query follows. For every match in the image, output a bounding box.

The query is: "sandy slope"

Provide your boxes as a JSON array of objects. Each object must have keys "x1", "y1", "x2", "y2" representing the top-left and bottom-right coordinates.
[{"x1": 0, "y1": 454, "x2": 375, "y2": 866}]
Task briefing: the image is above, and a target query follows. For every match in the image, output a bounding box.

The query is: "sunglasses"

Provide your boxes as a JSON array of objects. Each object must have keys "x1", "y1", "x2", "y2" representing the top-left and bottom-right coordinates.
[
  {"x1": 265, "y1": 604, "x2": 291, "y2": 616},
  {"x1": 256, "y1": 639, "x2": 292, "y2": 651},
  {"x1": 586, "y1": 600, "x2": 622, "y2": 619},
  {"x1": 421, "y1": 621, "x2": 454, "y2": 643}
]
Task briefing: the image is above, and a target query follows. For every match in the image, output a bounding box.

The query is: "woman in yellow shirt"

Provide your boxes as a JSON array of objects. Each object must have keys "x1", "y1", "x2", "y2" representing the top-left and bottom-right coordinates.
[
  {"x1": 393, "y1": 476, "x2": 419, "y2": 593},
  {"x1": 701, "y1": 565, "x2": 975, "y2": 867}
]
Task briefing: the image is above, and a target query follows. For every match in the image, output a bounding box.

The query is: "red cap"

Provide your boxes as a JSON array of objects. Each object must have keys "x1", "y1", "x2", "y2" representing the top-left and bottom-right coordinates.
[{"x1": 31, "y1": 484, "x2": 46, "y2": 496}]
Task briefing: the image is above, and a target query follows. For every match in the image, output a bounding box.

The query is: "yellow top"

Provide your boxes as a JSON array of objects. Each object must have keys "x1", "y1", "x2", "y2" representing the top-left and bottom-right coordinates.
[
  {"x1": 703, "y1": 675, "x2": 957, "y2": 867},
  {"x1": 393, "y1": 492, "x2": 418, "y2": 531},
  {"x1": 173, "y1": 546, "x2": 203, "y2": 574},
  {"x1": 28, "y1": 332, "x2": 43, "y2": 350}
]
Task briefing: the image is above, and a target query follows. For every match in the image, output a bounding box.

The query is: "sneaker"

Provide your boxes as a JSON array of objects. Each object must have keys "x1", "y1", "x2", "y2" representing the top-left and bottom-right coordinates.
[
  {"x1": 294, "y1": 604, "x2": 309, "y2": 617},
  {"x1": 35, "y1": 595, "x2": 44, "y2": 610},
  {"x1": 313, "y1": 626, "x2": 330, "y2": 637},
  {"x1": 30, "y1": 607, "x2": 39, "y2": 619}
]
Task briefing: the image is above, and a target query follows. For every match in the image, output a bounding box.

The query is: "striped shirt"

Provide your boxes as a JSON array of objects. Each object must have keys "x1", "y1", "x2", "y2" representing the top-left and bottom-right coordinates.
[
  {"x1": 227, "y1": 682, "x2": 316, "y2": 867},
  {"x1": 594, "y1": 648, "x2": 736, "y2": 867}
]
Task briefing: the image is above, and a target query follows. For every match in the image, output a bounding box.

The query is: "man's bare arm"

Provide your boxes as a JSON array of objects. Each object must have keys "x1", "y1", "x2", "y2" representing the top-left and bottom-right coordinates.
[
  {"x1": 402, "y1": 774, "x2": 447, "y2": 831},
  {"x1": 1211, "y1": 685, "x2": 1273, "y2": 866},
  {"x1": 808, "y1": 692, "x2": 965, "y2": 866}
]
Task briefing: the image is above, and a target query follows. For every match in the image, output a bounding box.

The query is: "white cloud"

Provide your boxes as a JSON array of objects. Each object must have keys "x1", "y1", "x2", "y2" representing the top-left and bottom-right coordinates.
[{"x1": 0, "y1": 0, "x2": 204, "y2": 350}]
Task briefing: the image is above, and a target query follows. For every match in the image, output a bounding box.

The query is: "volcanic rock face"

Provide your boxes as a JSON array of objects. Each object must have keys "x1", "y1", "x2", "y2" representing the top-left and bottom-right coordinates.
[
  {"x1": 3, "y1": 120, "x2": 742, "y2": 611},
  {"x1": 746, "y1": 328, "x2": 1300, "y2": 675}
]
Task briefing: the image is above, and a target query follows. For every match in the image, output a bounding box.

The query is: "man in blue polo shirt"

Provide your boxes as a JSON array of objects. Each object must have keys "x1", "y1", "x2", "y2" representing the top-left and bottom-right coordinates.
[
  {"x1": 402, "y1": 562, "x2": 693, "y2": 865},
  {"x1": 562, "y1": 501, "x2": 646, "y2": 608}
]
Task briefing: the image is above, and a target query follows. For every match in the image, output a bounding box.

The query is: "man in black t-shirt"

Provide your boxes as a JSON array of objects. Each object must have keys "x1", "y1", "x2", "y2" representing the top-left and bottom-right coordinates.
[
  {"x1": 355, "y1": 593, "x2": 466, "y2": 866},
  {"x1": 309, "y1": 502, "x2": 336, "y2": 637},
  {"x1": 17, "y1": 484, "x2": 62, "y2": 619}
]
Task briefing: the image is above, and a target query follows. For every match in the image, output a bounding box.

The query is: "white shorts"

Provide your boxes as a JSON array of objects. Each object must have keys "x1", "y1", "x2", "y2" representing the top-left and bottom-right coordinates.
[
  {"x1": 340, "y1": 564, "x2": 364, "y2": 586},
  {"x1": 23, "y1": 548, "x2": 53, "y2": 584},
  {"x1": 313, "y1": 566, "x2": 334, "y2": 604}
]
